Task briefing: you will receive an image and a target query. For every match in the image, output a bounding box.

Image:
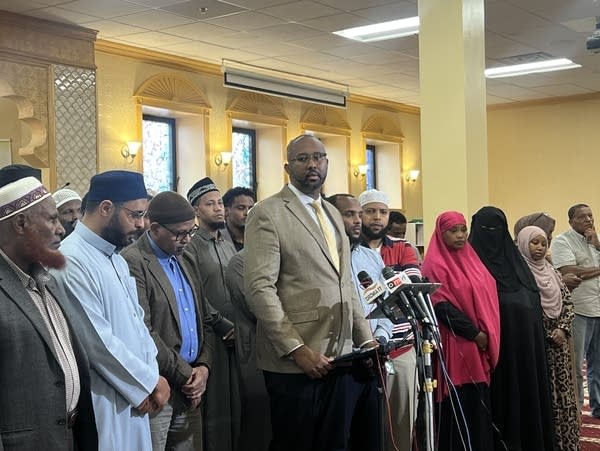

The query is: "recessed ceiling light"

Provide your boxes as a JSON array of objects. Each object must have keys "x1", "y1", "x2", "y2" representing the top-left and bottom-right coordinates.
[
  {"x1": 485, "y1": 58, "x2": 581, "y2": 78},
  {"x1": 333, "y1": 17, "x2": 419, "y2": 43}
]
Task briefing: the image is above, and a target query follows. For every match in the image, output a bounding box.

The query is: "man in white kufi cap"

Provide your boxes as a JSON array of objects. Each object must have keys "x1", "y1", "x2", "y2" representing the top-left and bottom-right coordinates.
[{"x1": 52, "y1": 187, "x2": 82, "y2": 239}]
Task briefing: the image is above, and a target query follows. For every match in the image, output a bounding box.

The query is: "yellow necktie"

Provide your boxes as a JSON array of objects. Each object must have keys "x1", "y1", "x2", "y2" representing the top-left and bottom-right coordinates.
[{"x1": 311, "y1": 201, "x2": 339, "y2": 271}]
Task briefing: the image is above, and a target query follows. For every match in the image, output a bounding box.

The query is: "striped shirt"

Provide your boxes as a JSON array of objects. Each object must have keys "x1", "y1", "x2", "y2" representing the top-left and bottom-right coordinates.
[{"x1": 0, "y1": 249, "x2": 80, "y2": 412}]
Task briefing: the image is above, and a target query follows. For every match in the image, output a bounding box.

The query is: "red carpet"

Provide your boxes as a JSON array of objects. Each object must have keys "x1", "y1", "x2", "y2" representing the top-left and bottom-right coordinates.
[
  {"x1": 581, "y1": 406, "x2": 600, "y2": 450},
  {"x1": 580, "y1": 368, "x2": 600, "y2": 450}
]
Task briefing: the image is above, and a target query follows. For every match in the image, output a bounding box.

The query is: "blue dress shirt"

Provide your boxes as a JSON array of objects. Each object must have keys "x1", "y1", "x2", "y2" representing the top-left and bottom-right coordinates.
[{"x1": 148, "y1": 234, "x2": 200, "y2": 363}]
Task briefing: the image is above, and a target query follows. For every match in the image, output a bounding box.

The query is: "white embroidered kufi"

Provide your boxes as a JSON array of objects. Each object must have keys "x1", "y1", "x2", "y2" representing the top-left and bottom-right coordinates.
[
  {"x1": 52, "y1": 188, "x2": 82, "y2": 208},
  {"x1": 0, "y1": 176, "x2": 51, "y2": 221},
  {"x1": 358, "y1": 189, "x2": 390, "y2": 207}
]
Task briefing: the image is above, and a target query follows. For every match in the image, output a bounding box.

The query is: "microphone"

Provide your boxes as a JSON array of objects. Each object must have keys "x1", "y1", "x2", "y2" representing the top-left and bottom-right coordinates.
[
  {"x1": 381, "y1": 266, "x2": 431, "y2": 325},
  {"x1": 413, "y1": 276, "x2": 439, "y2": 329},
  {"x1": 380, "y1": 267, "x2": 416, "y2": 321},
  {"x1": 357, "y1": 271, "x2": 402, "y2": 323},
  {"x1": 357, "y1": 271, "x2": 386, "y2": 305}
]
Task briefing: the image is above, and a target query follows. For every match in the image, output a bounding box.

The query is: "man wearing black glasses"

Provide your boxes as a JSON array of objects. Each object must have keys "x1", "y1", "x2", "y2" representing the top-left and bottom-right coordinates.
[
  {"x1": 122, "y1": 191, "x2": 216, "y2": 450},
  {"x1": 244, "y1": 135, "x2": 379, "y2": 451},
  {"x1": 53, "y1": 170, "x2": 170, "y2": 450}
]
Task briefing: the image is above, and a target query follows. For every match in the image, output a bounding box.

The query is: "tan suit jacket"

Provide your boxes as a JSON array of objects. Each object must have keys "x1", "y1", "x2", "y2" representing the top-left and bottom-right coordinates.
[
  {"x1": 244, "y1": 185, "x2": 373, "y2": 374},
  {"x1": 122, "y1": 234, "x2": 215, "y2": 394}
]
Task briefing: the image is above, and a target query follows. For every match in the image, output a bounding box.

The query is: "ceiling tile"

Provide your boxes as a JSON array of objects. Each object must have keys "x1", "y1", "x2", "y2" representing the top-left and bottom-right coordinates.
[
  {"x1": 377, "y1": 73, "x2": 419, "y2": 90},
  {"x1": 502, "y1": 71, "x2": 578, "y2": 88},
  {"x1": 485, "y1": 81, "x2": 546, "y2": 100},
  {"x1": 13, "y1": 0, "x2": 600, "y2": 106},
  {"x1": 321, "y1": 43, "x2": 377, "y2": 58},
  {"x1": 155, "y1": 40, "x2": 227, "y2": 61},
  {"x1": 287, "y1": 33, "x2": 352, "y2": 51},
  {"x1": 22, "y1": 6, "x2": 101, "y2": 23},
  {"x1": 125, "y1": 0, "x2": 190, "y2": 7},
  {"x1": 350, "y1": 49, "x2": 417, "y2": 65},
  {"x1": 113, "y1": 10, "x2": 197, "y2": 29},
  {"x1": 84, "y1": 19, "x2": 147, "y2": 37},
  {"x1": 368, "y1": 34, "x2": 418, "y2": 52},
  {"x1": 252, "y1": 23, "x2": 322, "y2": 41},
  {"x1": 118, "y1": 30, "x2": 192, "y2": 46},
  {"x1": 352, "y1": 1, "x2": 417, "y2": 22},
  {"x1": 553, "y1": 69, "x2": 600, "y2": 91},
  {"x1": 160, "y1": 21, "x2": 235, "y2": 39},
  {"x1": 277, "y1": 51, "x2": 345, "y2": 67},
  {"x1": 30, "y1": 0, "x2": 76, "y2": 5},
  {"x1": 303, "y1": 13, "x2": 369, "y2": 32},
  {"x1": 160, "y1": 0, "x2": 245, "y2": 20},
  {"x1": 59, "y1": 0, "x2": 147, "y2": 18},
  {"x1": 211, "y1": 47, "x2": 265, "y2": 62},
  {"x1": 487, "y1": 94, "x2": 511, "y2": 104},
  {"x1": 485, "y1": 2, "x2": 554, "y2": 35},
  {"x1": 0, "y1": 0, "x2": 53, "y2": 13},
  {"x1": 259, "y1": 1, "x2": 342, "y2": 21},
  {"x1": 314, "y1": 0, "x2": 399, "y2": 13},
  {"x1": 561, "y1": 16, "x2": 598, "y2": 33},
  {"x1": 532, "y1": 83, "x2": 594, "y2": 96},
  {"x1": 224, "y1": 0, "x2": 294, "y2": 8},
  {"x1": 507, "y1": 24, "x2": 585, "y2": 54},
  {"x1": 242, "y1": 39, "x2": 309, "y2": 57},
  {"x1": 378, "y1": 60, "x2": 420, "y2": 77},
  {"x1": 485, "y1": 31, "x2": 540, "y2": 59},
  {"x1": 205, "y1": 11, "x2": 286, "y2": 31},
  {"x1": 514, "y1": 0, "x2": 600, "y2": 23}
]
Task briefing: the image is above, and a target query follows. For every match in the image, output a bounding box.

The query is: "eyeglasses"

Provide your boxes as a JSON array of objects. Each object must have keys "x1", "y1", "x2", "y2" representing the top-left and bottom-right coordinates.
[
  {"x1": 159, "y1": 223, "x2": 199, "y2": 241},
  {"x1": 121, "y1": 206, "x2": 147, "y2": 220},
  {"x1": 288, "y1": 152, "x2": 328, "y2": 164}
]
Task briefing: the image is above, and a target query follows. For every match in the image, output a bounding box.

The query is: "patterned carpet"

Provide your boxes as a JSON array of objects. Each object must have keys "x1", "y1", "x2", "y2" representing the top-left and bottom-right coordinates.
[{"x1": 581, "y1": 373, "x2": 600, "y2": 450}]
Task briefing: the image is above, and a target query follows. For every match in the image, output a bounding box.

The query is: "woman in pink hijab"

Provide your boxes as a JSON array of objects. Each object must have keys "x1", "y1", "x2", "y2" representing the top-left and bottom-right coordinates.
[
  {"x1": 421, "y1": 211, "x2": 500, "y2": 451},
  {"x1": 516, "y1": 225, "x2": 580, "y2": 449}
]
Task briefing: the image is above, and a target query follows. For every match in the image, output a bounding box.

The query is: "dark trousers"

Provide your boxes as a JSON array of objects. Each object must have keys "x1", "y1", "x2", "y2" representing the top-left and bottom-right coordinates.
[
  {"x1": 438, "y1": 383, "x2": 494, "y2": 451},
  {"x1": 264, "y1": 364, "x2": 381, "y2": 451}
]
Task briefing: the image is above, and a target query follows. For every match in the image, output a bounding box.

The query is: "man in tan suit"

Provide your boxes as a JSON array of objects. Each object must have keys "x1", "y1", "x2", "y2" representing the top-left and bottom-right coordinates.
[
  {"x1": 244, "y1": 134, "x2": 380, "y2": 451},
  {"x1": 122, "y1": 191, "x2": 216, "y2": 450}
]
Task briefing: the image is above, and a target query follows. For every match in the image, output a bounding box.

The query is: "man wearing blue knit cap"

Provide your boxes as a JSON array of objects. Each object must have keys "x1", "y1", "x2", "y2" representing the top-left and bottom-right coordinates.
[{"x1": 53, "y1": 170, "x2": 170, "y2": 450}]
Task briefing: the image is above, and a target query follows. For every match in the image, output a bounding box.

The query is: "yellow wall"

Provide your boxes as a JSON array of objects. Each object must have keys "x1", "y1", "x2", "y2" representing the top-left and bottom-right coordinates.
[
  {"x1": 0, "y1": 98, "x2": 23, "y2": 162},
  {"x1": 94, "y1": 49, "x2": 423, "y2": 219},
  {"x1": 487, "y1": 96, "x2": 600, "y2": 236}
]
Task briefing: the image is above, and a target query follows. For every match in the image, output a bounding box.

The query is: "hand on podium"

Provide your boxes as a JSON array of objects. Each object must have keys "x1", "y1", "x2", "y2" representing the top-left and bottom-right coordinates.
[{"x1": 291, "y1": 345, "x2": 333, "y2": 379}]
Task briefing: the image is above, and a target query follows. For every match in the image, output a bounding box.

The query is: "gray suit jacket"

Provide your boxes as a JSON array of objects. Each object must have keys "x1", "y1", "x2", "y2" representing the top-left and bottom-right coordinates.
[
  {"x1": 121, "y1": 234, "x2": 216, "y2": 401},
  {"x1": 244, "y1": 185, "x2": 373, "y2": 373},
  {"x1": 0, "y1": 259, "x2": 97, "y2": 451}
]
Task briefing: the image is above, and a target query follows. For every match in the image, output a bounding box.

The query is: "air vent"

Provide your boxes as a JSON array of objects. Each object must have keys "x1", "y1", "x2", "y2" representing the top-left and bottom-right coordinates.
[{"x1": 496, "y1": 52, "x2": 555, "y2": 65}]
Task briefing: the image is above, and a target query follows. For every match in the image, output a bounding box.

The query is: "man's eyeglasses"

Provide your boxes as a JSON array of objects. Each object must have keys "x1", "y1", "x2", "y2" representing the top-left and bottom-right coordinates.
[
  {"x1": 288, "y1": 152, "x2": 327, "y2": 164},
  {"x1": 159, "y1": 224, "x2": 199, "y2": 241},
  {"x1": 121, "y1": 206, "x2": 147, "y2": 220}
]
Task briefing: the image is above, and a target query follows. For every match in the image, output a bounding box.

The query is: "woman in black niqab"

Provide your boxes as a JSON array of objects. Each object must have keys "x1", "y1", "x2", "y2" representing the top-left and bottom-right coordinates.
[{"x1": 469, "y1": 206, "x2": 555, "y2": 451}]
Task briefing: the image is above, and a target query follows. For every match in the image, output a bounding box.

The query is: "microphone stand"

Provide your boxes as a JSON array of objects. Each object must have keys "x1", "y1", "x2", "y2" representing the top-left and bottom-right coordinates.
[
  {"x1": 399, "y1": 288, "x2": 440, "y2": 451},
  {"x1": 367, "y1": 284, "x2": 442, "y2": 451}
]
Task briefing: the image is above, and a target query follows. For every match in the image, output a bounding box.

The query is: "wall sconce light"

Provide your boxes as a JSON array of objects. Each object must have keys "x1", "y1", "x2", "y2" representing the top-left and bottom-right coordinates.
[
  {"x1": 406, "y1": 169, "x2": 420, "y2": 182},
  {"x1": 121, "y1": 141, "x2": 141, "y2": 164},
  {"x1": 353, "y1": 164, "x2": 369, "y2": 178},
  {"x1": 215, "y1": 151, "x2": 233, "y2": 170}
]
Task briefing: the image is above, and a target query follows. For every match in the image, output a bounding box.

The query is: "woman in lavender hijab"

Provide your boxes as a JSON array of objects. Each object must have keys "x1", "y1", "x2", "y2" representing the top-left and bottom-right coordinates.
[{"x1": 517, "y1": 225, "x2": 580, "y2": 450}]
